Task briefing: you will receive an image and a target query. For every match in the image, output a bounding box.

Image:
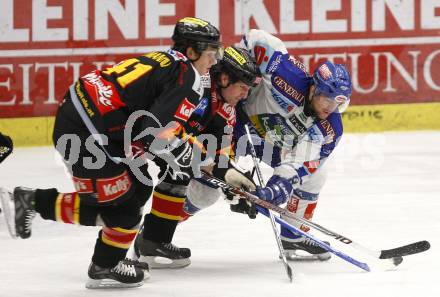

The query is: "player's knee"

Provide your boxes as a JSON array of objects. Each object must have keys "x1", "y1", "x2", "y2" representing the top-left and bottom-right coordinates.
[
  {"x1": 150, "y1": 181, "x2": 188, "y2": 221},
  {"x1": 300, "y1": 166, "x2": 327, "y2": 193},
  {"x1": 133, "y1": 181, "x2": 153, "y2": 207},
  {"x1": 184, "y1": 178, "x2": 222, "y2": 216}
]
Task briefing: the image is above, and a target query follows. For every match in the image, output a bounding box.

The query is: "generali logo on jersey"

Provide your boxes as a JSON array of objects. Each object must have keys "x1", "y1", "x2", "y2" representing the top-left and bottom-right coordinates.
[
  {"x1": 96, "y1": 171, "x2": 132, "y2": 203},
  {"x1": 174, "y1": 98, "x2": 195, "y2": 122}
]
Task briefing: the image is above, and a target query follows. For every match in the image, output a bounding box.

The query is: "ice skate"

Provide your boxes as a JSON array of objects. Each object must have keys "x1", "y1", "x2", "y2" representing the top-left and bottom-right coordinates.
[
  {"x1": 85, "y1": 258, "x2": 146, "y2": 289},
  {"x1": 134, "y1": 227, "x2": 191, "y2": 269},
  {"x1": 0, "y1": 188, "x2": 16, "y2": 237},
  {"x1": 13, "y1": 187, "x2": 36, "y2": 239},
  {"x1": 124, "y1": 257, "x2": 150, "y2": 272},
  {"x1": 281, "y1": 238, "x2": 331, "y2": 261},
  {"x1": 0, "y1": 187, "x2": 36, "y2": 239}
]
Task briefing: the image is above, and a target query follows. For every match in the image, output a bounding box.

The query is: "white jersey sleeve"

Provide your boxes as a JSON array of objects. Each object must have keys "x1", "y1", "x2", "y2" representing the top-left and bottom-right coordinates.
[{"x1": 239, "y1": 29, "x2": 288, "y2": 75}]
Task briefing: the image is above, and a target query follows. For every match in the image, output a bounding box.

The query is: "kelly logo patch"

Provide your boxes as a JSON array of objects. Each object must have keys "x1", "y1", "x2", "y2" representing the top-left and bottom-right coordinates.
[
  {"x1": 96, "y1": 171, "x2": 132, "y2": 203},
  {"x1": 174, "y1": 98, "x2": 196, "y2": 122},
  {"x1": 72, "y1": 176, "x2": 93, "y2": 194}
]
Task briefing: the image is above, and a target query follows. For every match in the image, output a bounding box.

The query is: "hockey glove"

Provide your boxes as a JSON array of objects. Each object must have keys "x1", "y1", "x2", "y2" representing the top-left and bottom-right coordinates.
[
  {"x1": 155, "y1": 140, "x2": 193, "y2": 182},
  {"x1": 0, "y1": 132, "x2": 13, "y2": 164},
  {"x1": 212, "y1": 162, "x2": 257, "y2": 219},
  {"x1": 230, "y1": 199, "x2": 257, "y2": 219},
  {"x1": 254, "y1": 174, "x2": 300, "y2": 206},
  {"x1": 212, "y1": 162, "x2": 256, "y2": 194},
  {"x1": 146, "y1": 121, "x2": 194, "y2": 182}
]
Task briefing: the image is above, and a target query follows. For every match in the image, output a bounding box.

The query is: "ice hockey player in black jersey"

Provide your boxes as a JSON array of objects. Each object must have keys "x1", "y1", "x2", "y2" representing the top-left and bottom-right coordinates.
[
  {"x1": 0, "y1": 132, "x2": 13, "y2": 215},
  {"x1": 133, "y1": 46, "x2": 262, "y2": 269},
  {"x1": 0, "y1": 132, "x2": 13, "y2": 164},
  {"x1": 0, "y1": 17, "x2": 224, "y2": 289}
]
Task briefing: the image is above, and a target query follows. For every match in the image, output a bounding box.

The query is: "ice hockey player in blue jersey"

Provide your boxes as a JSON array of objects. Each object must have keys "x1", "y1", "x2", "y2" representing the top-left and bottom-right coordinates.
[
  {"x1": 237, "y1": 29, "x2": 352, "y2": 260},
  {"x1": 185, "y1": 29, "x2": 352, "y2": 261}
]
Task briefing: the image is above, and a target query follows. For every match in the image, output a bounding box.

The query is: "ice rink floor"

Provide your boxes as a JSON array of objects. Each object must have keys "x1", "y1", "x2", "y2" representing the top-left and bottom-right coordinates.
[{"x1": 1, "y1": 131, "x2": 439, "y2": 297}]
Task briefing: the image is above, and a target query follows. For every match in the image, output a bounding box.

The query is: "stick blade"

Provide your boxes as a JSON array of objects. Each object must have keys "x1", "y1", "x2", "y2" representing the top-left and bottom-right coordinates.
[
  {"x1": 286, "y1": 264, "x2": 293, "y2": 283},
  {"x1": 380, "y1": 240, "x2": 430, "y2": 259}
]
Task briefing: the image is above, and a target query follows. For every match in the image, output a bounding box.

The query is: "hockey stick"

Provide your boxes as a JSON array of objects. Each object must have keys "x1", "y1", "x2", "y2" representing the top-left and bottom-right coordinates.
[
  {"x1": 240, "y1": 128, "x2": 428, "y2": 260},
  {"x1": 274, "y1": 209, "x2": 430, "y2": 260},
  {"x1": 244, "y1": 125, "x2": 293, "y2": 282},
  {"x1": 200, "y1": 172, "x2": 429, "y2": 270},
  {"x1": 201, "y1": 172, "x2": 375, "y2": 271},
  {"x1": 205, "y1": 169, "x2": 430, "y2": 259},
  {"x1": 255, "y1": 206, "x2": 375, "y2": 271}
]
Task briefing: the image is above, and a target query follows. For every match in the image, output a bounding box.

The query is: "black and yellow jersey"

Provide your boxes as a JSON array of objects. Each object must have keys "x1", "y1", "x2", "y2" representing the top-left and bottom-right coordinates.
[{"x1": 71, "y1": 49, "x2": 204, "y2": 143}]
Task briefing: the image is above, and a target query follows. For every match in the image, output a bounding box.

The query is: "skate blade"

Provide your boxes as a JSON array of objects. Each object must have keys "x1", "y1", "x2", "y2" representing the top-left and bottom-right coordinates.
[
  {"x1": 0, "y1": 188, "x2": 17, "y2": 238},
  {"x1": 85, "y1": 278, "x2": 144, "y2": 289},
  {"x1": 283, "y1": 250, "x2": 331, "y2": 262},
  {"x1": 138, "y1": 255, "x2": 191, "y2": 269}
]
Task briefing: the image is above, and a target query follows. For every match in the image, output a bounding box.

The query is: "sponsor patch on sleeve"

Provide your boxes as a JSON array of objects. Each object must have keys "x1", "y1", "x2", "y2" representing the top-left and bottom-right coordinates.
[{"x1": 174, "y1": 98, "x2": 196, "y2": 122}]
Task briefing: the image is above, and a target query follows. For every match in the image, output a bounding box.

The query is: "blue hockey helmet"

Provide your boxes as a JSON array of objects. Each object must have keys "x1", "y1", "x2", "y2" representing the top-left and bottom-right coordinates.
[{"x1": 313, "y1": 61, "x2": 352, "y2": 113}]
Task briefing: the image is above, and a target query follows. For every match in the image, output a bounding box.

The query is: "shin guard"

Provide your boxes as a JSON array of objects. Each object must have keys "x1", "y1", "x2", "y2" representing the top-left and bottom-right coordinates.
[
  {"x1": 143, "y1": 182, "x2": 187, "y2": 243},
  {"x1": 281, "y1": 191, "x2": 318, "y2": 240},
  {"x1": 101, "y1": 226, "x2": 138, "y2": 250}
]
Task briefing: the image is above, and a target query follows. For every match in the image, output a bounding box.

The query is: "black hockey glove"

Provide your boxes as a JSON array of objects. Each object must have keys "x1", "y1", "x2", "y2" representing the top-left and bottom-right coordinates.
[
  {"x1": 151, "y1": 137, "x2": 193, "y2": 182},
  {"x1": 230, "y1": 198, "x2": 257, "y2": 219},
  {"x1": 212, "y1": 162, "x2": 257, "y2": 219},
  {"x1": 0, "y1": 132, "x2": 13, "y2": 164}
]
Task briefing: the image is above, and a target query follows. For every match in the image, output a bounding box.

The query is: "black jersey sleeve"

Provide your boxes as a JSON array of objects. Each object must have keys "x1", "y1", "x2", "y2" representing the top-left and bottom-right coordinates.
[
  {"x1": 139, "y1": 59, "x2": 203, "y2": 144},
  {"x1": 130, "y1": 56, "x2": 203, "y2": 181},
  {"x1": 104, "y1": 51, "x2": 203, "y2": 146}
]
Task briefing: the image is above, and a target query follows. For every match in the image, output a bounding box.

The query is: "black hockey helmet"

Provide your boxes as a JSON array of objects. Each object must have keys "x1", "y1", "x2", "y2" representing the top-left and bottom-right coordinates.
[
  {"x1": 172, "y1": 17, "x2": 221, "y2": 54},
  {"x1": 217, "y1": 46, "x2": 262, "y2": 87}
]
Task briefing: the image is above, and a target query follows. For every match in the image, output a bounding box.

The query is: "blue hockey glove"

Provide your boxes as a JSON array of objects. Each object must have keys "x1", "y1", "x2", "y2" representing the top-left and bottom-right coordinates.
[{"x1": 254, "y1": 174, "x2": 300, "y2": 205}]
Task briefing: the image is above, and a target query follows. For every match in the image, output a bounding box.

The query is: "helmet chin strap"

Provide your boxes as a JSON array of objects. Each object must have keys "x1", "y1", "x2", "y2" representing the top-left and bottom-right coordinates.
[
  {"x1": 186, "y1": 46, "x2": 202, "y2": 63},
  {"x1": 215, "y1": 73, "x2": 232, "y2": 102},
  {"x1": 217, "y1": 84, "x2": 228, "y2": 102},
  {"x1": 304, "y1": 89, "x2": 317, "y2": 118},
  {"x1": 187, "y1": 54, "x2": 201, "y2": 66},
  {"x1": 190, "y1": 55, "x2": 201, "y2": 63}
]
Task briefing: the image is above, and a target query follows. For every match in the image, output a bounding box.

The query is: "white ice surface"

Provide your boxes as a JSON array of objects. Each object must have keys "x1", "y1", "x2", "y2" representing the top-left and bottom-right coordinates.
[{"x1": 0, "y1": 131, "x2": 439, "y2": 297}]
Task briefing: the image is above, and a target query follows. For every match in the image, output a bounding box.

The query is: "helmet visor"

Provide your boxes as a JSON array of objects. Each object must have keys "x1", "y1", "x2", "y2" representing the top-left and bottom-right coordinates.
[
  {"x1": 195, "y1": 42, "x2": 224, "y2": 59},
  {"x1": 314, "y1": 89, "x2": 350, "y2": 114}
]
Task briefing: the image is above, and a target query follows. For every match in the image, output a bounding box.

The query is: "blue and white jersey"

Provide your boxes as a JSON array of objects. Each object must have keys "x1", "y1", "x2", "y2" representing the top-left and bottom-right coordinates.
[{"x1": 236, "y1": 29, "x2": 343, "y2": 183}]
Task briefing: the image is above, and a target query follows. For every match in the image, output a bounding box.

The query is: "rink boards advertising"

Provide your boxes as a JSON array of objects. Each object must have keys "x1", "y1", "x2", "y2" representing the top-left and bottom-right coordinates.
[{"x1": 1, "y1": 0, "x2": 440, "y2": 146}]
